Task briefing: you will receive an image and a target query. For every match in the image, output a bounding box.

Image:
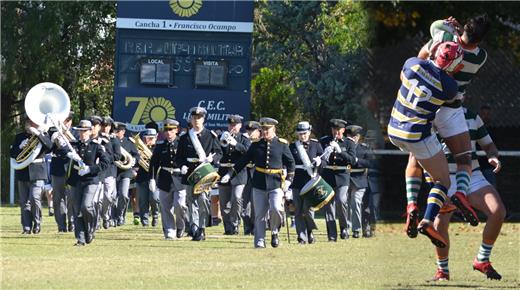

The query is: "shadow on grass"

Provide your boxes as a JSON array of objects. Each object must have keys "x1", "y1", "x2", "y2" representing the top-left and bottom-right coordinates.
[{"x1": 387, "y1": 283, "x2": 519, "y2": 289}]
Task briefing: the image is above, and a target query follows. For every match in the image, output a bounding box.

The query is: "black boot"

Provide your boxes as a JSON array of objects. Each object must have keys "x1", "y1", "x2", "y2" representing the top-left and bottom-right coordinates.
[{"x1": 271, "y1": 233, "x2": 280, "y2": 248}]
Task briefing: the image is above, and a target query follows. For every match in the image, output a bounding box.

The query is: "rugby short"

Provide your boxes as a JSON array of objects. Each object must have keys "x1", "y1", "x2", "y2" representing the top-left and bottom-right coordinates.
[
  {"x1": 434, "y1": 106, "x2": 468, "y2": 138},
  {"x1": 389, "y1": 134, "x2": 442, "y2": 160}
]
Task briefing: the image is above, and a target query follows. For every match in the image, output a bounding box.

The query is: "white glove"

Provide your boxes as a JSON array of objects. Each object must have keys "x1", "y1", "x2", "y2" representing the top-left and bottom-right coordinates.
[
  {"x1": 78, "y1": 166, "x2": 91, "y2": 176},
  {"x1": 149, "y1": 179, "x2": 157, "y2": 192},
  {"x1": 28, "y1": 127, "x2": 41, "y2": 136},
  {"x1": 323, "y1": 146, "x2": 334, "y2": 155},
  {"x1": 220, "y1": 173, "x2": 231, "y2": 184},
  {"x1": 488, "y1": 157, "x2": 502, "y2": 173},
  {"x1": 284, "y1": 189, "x2": 293, "y2": 201},
  {"x1": 181, "y1": 165, "x2": 188, "y2": 175},
  {"x1": 330, "y1": 141, "x2": 341, "y2": 152},
  {"x1": 283, "y1": 180, "x2": 291, "y2": 192},
  {"x1": 19, "y1": 138, "x2": 29, "y2": 149},
  {"x1": 204, "y1": 154, "x2": 214, "y2": 163},
  {"x1": 66, "y1": 152, "x2": 82, "y2": 162},
  {"x1": 228, "y1": 137, "x2": 237, "y2": 146},
  {"x1": 313, "y1": 156, "x2": 322, "y2": 167}
]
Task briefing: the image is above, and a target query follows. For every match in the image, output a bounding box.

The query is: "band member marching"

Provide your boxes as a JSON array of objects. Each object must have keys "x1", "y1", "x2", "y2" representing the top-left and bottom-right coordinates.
[
  {"x1": 135, "y1": 128, "x2": 160, "y2": 227},
  {"x1": 89, "y1": 115, "x2": 108, "y2": 230},
  {"x1": 218, "y1": 115, "x2": 251, "y2": 235},
  {"x1": 150, "y1": 119, "x2": 188, "y2": 239},
  {"x1": 11, "y1": 117, "x2": 53, "y2": 234},
  {"x1": 221, "y1": 117, "x2": 295, "y2": 248},
  {"x1": 289, "y1": 121, "x2": 324, "y2": 244},
  {"x1": 61, "y1": 120, "x2": 109, "y2": 246},
  {"x1": 176, "y1": 108, "x2": 222, "y2": 241},
  {"x1": 319, "y1": 119, "x2": 357, "y2": 241},
  {"x1": 112, "y1": 122, "x2": 139, "y2": 226},
  {"x1": 241, "y1": 121, "x2": 261, "y2": 235}
]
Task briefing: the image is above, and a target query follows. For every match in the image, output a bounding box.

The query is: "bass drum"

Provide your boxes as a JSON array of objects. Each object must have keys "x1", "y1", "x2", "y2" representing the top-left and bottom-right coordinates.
[
  {"x1": 300, "y1": 176, "x2": 335, "y2": 211},
  {"x1": 187, "y1": 162, "x2": 220, "y2": 194}
]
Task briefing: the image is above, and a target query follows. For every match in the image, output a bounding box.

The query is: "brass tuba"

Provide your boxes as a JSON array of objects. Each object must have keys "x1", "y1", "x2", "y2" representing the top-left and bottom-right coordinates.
[
  {"x1": 114, "y1": 146, "x2": 135, "y2": 170},
  {"x1": 11, "y1": 83, "x2": 71, "y2": 170},
  {"x1": 130, "y1": 133, "x2": 153, "y2": 172}
]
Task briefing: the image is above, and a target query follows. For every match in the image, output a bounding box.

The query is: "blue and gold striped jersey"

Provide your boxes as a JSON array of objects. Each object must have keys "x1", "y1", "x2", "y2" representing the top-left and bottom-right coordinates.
[{"x1": 388, "y1": 57, "x2": 458, "y2": 142}]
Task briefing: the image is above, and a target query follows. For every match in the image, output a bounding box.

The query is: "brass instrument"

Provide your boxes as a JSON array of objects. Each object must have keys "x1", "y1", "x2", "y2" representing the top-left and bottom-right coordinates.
[
  {"x1": 114, "y1": 146, "x2": 135, "y2": 170},
  {"x1": 130, "y1": 133, "x2": 153, "y2": 172},
  {"x1": 11, "y1": 82, "x2": 71, "y2": 170}
]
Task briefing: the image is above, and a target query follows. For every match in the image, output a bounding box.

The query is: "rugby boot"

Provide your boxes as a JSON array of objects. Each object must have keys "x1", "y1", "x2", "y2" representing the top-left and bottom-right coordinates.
[
  {"x1": 418, "y1": 222, "x2": 447, "y2": 248},
  {"x1": 473, "y1": 258, "x2": 502, "y2": 280},
  {"x1": 430, "y1": 269, "x2": 450, "y2": 281},
  {"x1": 451, "y1": 191, "x2": 479, "y2": 226},
  {"x1": 405, "y1": 203, "x2": 419, "y2": 238}
]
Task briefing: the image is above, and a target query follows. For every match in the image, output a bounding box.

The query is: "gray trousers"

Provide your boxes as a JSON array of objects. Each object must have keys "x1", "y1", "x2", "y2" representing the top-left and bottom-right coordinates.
[
  {"x1": 51, "y1": 175, "x2": 68, "y2": 231},
  {"x1": 18, "y1": 180, "x2": 44, "y2": 231},
  {"x1": 186, "y1": 186, "x2": 210, "y2": 230},
  {"x1": 252, "y1": 187, "x2": 284, "y2": 247},
  {"x1": 138, "y1": 181, "x2": 160, "y2": 224},
  {"x1": 115, "y1": 177, "x2": 131, "y2": 222},
  {"x1": 323, "y1": 185, "x2": 349, "y2": 239},
  {"x1": 218, "y1": 184, "x2": 245, "y2": 233},
  {"x1": 159, "y1": 183, "x2": 187, "y2": 238},
  {"x1": 241, "y1": 180, "x2": 255, "y2": 232},
  {"x1": 101, "y1": 176, "x2": 117, "y2": 221},
  {"x1": 71, "y1": 183, "x2": 99, "y2": 243},
  {"x1": 347, "y1": 184, "x2": 366, "y2": 232},
  {"x1": 293, "y1": 188, "x2": 317, "y2": 242}
]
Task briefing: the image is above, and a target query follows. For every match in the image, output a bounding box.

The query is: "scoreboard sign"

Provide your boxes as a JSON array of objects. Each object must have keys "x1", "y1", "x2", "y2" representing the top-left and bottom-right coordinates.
[{"x1": 114, "y1": 0, "x2": 253, "y2": 131}]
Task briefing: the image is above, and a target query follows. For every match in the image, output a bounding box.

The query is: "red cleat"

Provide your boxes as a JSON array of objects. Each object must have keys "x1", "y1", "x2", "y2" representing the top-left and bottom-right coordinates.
[
  {"x1": 451, "y1": 191, "x2": 479, "y2": 226},
  {"x1": 418, "y1": 222, "x2": 447, "y2": 248},
  {"x1": 405, "y1": 203, "x2": 419, "y2": 238},
  {"x1": 430, "y1": 269, "x2": 450, "y2": 281},
  {"x1": 473, "y1": 258, "x2": 502, "y2": 280}
]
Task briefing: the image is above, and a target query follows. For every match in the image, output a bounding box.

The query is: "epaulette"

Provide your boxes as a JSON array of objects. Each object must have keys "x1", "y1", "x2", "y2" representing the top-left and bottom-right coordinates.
[
  {"x1": 91, "y1": 138, "x2": 101, "y2": 144},
  {"x1": 179, "y1": 131, "x2": 186, "y2": 136},
  {"x1": 311, "y1": 138, "x2": 318, "y2": 142},
  {"x1": 211, "y1": 130, "x2": 218, "y2": 138},
  {"x1": 278, "y1": 138, "x2": 288, "y2": 144},
  {"x1": 156, "y1": 140, "x2": 165, "y2": 144},
  {"x1": 100, "y1": 137, "x2": 110, "y2": 144}
]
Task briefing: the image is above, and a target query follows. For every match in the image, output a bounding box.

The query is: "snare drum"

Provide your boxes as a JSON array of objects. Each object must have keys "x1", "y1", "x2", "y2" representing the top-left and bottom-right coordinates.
[
  {"x1": 187, "y1": 162, "x2": 220, "y2": 194},
  {"x1": 300, "y1": 176, "x2": 335, "y2": 211}
]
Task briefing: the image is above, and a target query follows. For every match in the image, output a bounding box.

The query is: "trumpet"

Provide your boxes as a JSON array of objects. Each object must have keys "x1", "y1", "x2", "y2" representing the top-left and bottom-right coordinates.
[
  {"x1": 130, "y1": 133, "x2": 153, "y2": 172},
  {"x1": 220, "y1": 131, "x2": 234, "y2": 147}
]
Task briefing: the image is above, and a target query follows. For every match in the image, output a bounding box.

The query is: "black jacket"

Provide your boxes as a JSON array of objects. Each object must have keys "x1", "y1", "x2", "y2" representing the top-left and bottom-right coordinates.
[
  {"x1": 289, "y1": 139, "x2": 324, "y2": 190},
  {"x1": 218, "y1": 132, "x2": 251, "y2": 185},
  {"x1": 64, "y1": 138, "x2": 110, "y2": 186},
  {"x1": 319, "y1": 136, "x2": 357, "y2": 188},
  {"x1": 176, "y1": 128, "x2": 223, "y2": 185},
  {"x1": 101, "y1": 133, "x2": 122, "y2": 179},
  {"x1": 349, "y1": 141, "x2": 373, "y2": 189},
  {"x1": 10, "y1": 131, "x2": 53, "y2": 182},
  {"x1": 233, "y1": 136, "x2": 295, "y2": 191}
]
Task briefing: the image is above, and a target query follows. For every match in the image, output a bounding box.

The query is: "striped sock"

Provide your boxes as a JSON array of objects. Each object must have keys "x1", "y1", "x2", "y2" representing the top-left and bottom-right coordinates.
[
  {"x1": 406, "y1": 177, "x2": 422, "y2": 204},
  {"x1": 456, "y1": 171, "x2": 470, "y2": 195},
  {"x1": 424, "y1": 172, "x2": 434, "y2": 189},
  {"x1": 477, "y1": 242, "x2": 494, "y2": 262},
  {"x1": 424, "y1": 184, "x2": 448, "y2": 222},
  {"x1": 436, "y1": 257, "x2": 449, "y2": 274}
]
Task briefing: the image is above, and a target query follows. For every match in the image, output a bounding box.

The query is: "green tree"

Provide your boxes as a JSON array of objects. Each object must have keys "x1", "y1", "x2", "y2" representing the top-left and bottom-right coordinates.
[
  {"x1": 253, "y1": 0, "x2": 372, "y2": 136},
  {"x1": 1, "y1": 1, "x2": 116, "y2": 202}
]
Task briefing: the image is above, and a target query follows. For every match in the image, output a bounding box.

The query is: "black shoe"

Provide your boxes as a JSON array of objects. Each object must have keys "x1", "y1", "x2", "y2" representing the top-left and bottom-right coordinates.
[
  {"x1": 86, "y1": 233, "x2": 95, "y2": 244},
  {"x1": 32, "y1": 225, "x2": 41, "y2": 234},
  {"x1": 352, "y1": 231, "x2": 360, "y2": 238},
  {"x1": 271, "y1": 233, "x2": 280, "y2": 248},
  {"x1": 362, "y1": 230, "x2": 373, "y2": 238},
  {"x1": 117, "y1": 219, "x2": 124, "y2": 227},
  {"x1": 142, "y1": 223, "x2": 149, "y2": 227},
  {"x1": 308, "y1": 231, "x2": 315, "y2": 244},
  {"x1": 74, "y1": 241, "x2": 86, "y2": 247},
  {"x1": 192, "y1": 229, "x2": 206, "y2": 241},
  {"x1": 152, "y1": 218, "x2": 158, "y2": 227},
  {"x1": 176, "y1": 229, "x2": 184, "y2": 239},
  {"x1": 22, "y1": 229, "x2": 31, "y2": 235},
  {"x1": 58, "y1": 229, "x2": 67, "y2": 233},
  {"x1": 68, "y1": 223, "x2": 75, "y2": 232},
  {"x1": 297, "y1": 238, "x2": 306, "y2": 245},
  {"x1": 102, "y1": 220, "x2": 109, "y2": 229},
  {"x1": 212, "y1": 217, "x2": 222, "y2": 226},
  {"x1": 340, "y1": 228, "x2": 348, "y2": 240},
  {"x1": 244, "y1": 227, "x2": 252, "y2": 235}
]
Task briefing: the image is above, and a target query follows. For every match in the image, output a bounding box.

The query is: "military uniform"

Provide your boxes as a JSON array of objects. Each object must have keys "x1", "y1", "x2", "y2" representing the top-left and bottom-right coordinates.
[
  {"x1": 289, "y1": 122, "x2": 324, "y2": 244},
  {"x1": 176, "y1": 108, "x2": 222, "y2": 241},
  {"x1": 135, "y1": 129, "x2": 159, "y2": 227},
  {"x1": 150, "y1": 120, "x2": 187, "y2": 239},
  {"x1": 113, "y1": 122, "x2": 140, "y2": 226},
  {"x1": 319, "y1": 119, "x2": 357, "y2": 241},
  {"x1": 218, "y1": 115, "x2": 251, "y2": 235},
  {"x1": 230, "y1": 118, "x2": 295, "y2": 248},
  {"x1": 362, "y1": 146, "x2": 381, "y2": 237},
  {"x1": 345, "y1": 125, "x2": 373, "y2": 238},
  {"x1": 99, "y1": 117, "x2": 122, "y2": 228},
  {"x1": 241, "y1": 121, "x2": 260, "y2": 235},
  {"x1": 64, "y1": 120, "x2": 110, "y2": 245},
  {"x1": 10, "y1": 127, "x2": 53, "y2": 234}
]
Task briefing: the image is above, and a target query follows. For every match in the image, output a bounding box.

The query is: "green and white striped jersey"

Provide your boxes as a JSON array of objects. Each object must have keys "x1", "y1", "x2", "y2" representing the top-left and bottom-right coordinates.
[
  {"x1": 428, "y1": 20, "x2": 488, "y2": 96},
  {"x1": 440, "y1": 108, "x2": 493, "y2": 173}
]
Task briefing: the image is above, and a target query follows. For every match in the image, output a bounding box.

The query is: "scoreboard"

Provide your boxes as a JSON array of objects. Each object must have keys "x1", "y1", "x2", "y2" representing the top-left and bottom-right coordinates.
[{"x1": 114, "y1": 0, "x2": 253, "y2": 131}]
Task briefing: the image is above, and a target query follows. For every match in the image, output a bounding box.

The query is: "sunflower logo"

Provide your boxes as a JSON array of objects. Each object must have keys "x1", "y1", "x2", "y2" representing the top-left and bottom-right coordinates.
[
  {"x1": 170, "y1": 0, "x2": 202, "y2": 18},
  {"x1": 141, "y1": 97, "x2": 176, "y2": 124}
]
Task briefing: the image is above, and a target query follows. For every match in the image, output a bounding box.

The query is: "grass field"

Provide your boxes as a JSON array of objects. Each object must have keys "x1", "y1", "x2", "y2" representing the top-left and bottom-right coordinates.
[{"x1": 0, "y1": 206, "x2": 518, "y2": 289}]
